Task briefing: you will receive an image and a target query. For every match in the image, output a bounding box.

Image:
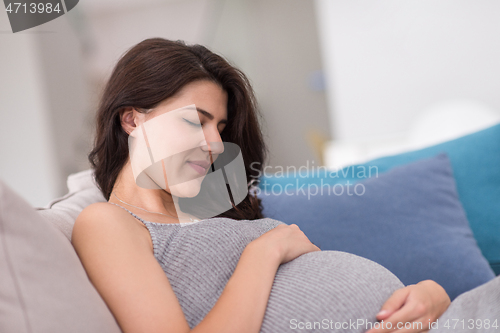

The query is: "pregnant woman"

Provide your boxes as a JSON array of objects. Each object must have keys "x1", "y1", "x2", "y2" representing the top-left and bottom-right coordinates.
[{"x1": 72, "y1": 38, "x2": 450, "y2": 333}]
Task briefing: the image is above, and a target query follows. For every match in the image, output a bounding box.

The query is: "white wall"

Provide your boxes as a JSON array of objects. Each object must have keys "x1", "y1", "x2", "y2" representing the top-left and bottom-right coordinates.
[
  {"x1": 210, "y1": 0, "x2": 330, "y2": 168},
  {"x1": 0, "y1": 9, "x2": 60, "y2": 207},
  {"x1": 82, "y1": 0, "x2": 209, "y2": 80},
  {"x1": 0, "y1": 8, "x2": 92, "y2": 207},
  {"x1": 316, "y1": 0, "x2": 500, "y2": 141},
  {"x1": 35, "y1": 11, "x2": 94, "y2": 196}
]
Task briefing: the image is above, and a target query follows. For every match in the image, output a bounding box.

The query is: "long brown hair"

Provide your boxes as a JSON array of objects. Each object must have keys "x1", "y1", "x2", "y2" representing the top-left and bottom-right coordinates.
[{"x1": 89, "y1": 38, "x2": 267, "y2": 220}]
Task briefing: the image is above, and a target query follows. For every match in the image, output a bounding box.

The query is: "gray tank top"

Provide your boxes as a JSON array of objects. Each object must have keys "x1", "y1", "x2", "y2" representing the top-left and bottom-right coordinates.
[{"x1": 112, "y1": 203, "x2": 404, "y2": 333}]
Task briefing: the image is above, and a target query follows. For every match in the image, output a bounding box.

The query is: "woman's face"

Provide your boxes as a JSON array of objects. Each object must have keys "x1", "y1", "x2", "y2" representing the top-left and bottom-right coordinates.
[{"x1": 129, "y1": 80, "x2": 228, "y2": 197}]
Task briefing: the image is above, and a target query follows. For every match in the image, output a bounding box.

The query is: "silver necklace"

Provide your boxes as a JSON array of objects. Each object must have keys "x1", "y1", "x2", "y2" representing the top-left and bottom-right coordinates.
[{"x1": 112, "y1": 192, "x2": 199, "y2": 222}]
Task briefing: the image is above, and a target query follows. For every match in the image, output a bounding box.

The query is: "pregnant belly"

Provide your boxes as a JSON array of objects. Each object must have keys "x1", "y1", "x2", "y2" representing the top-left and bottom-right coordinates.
[{"x1": 260, "y1": 251, "x2": 404, "y2": 333}]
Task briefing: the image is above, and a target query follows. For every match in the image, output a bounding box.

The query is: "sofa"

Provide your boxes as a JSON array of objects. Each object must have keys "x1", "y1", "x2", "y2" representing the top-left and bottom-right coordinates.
[{"x1": 1, "y1": 124, "x2": 499, "y2": 333}]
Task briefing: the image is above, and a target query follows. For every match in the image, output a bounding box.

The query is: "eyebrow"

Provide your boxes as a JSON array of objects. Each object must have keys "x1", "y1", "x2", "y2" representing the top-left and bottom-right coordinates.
[{"x1": 196, "y1": 107, "x2": 227, "y2": 124}]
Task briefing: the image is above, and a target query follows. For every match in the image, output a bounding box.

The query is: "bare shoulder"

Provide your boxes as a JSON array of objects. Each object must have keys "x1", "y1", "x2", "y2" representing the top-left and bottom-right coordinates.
[
  {"x1": 75, "y1": 201, "x2": 133, "y2": 226},
  {"x1": 72, "y1": 202, "x2": 152, "y2": 253}
]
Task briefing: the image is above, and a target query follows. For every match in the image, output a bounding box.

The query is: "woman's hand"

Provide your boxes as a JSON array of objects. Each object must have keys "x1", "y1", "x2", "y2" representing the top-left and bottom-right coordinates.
[
  {"x1": 365, "y1": 280, "x2": 451, "y2": 333},
  {"x1": 250, "y1": 224, "x2": 321, "y2": 265}
]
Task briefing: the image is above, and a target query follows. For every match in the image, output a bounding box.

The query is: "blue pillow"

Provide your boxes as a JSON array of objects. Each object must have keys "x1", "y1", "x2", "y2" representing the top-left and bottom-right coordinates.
[
  {"x1": 260, "y1": 123, "x2": 500, "y2": 275},
  {"x1": 259, "y1": 154, "x2": 495, "y2": 300}
]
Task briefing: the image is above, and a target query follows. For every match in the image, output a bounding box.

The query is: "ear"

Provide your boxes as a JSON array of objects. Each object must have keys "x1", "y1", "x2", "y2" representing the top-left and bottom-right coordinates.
[{"x1": 120, "y1": 107, "x2": 143, "y2": 135}]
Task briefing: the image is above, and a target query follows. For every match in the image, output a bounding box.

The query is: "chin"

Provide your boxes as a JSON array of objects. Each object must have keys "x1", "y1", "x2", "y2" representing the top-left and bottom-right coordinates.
[{"x1": 169, "y1": 178, "x2": 203, "y2": 198}]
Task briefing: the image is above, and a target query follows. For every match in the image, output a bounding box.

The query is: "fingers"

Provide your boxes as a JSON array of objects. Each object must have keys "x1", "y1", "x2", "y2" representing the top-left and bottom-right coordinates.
[
  {"x1": 381, "y1": 308, "x2": 423, "y2": 332},
  {"x1": 376, "y1": 287, "x2": 411, "y2": 321},
  {"x1": 366, "y1": 291, "x2": 433, "y2": 333},
  {"x1": 288, "y1": 224, "x2": 320, "y2": 252},
  {"x1": 366, "y1": 305, "x2": 423, "y2": 333}
]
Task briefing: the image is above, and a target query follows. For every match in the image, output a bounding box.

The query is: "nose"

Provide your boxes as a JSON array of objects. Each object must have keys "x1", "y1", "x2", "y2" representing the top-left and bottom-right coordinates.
[{"x1": 200, "y1": 128, "x2": 224, "y2": 155}]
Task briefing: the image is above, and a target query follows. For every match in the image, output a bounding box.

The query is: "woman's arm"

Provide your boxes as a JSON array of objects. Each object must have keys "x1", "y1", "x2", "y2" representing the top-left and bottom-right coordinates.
[
  {"x1": 72, "y1": 204, "x2": 319, "y2": 333},
  {"x1": 193, "y1": 223, "x2": 320, "y2": 333},
  {"x1": 191, "y1": 240, "x2": 281, "y2": 333}
]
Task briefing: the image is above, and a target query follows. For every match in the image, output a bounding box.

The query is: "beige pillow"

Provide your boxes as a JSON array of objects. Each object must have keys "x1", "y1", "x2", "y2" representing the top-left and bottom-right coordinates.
[
  {"x1": 37, "y1": 169, "x2": 106, "y2": 241},
  {"x1": 0, "y1": 180, "x2": 121, "y2": 333}
]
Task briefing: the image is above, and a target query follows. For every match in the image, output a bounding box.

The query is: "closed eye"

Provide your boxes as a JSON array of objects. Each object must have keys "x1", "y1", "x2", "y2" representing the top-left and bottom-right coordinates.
[{"x1": 183, "y1": 118, "x2": 202, "y2": 127}]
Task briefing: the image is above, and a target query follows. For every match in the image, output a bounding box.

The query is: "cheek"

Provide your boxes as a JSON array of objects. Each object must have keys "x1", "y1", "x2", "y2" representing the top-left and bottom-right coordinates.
[
  {"x1": 161, "y1": 154, "x2": 185, "y2": 185},
  {"x1": 171, "y1": 153, "x2": 188, "y2": 170}
]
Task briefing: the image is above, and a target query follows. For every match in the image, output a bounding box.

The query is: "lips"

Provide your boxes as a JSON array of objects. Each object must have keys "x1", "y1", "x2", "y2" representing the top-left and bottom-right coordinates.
[{"x1": 187, "y1": 160, "x2": 210, "y2": 175}]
